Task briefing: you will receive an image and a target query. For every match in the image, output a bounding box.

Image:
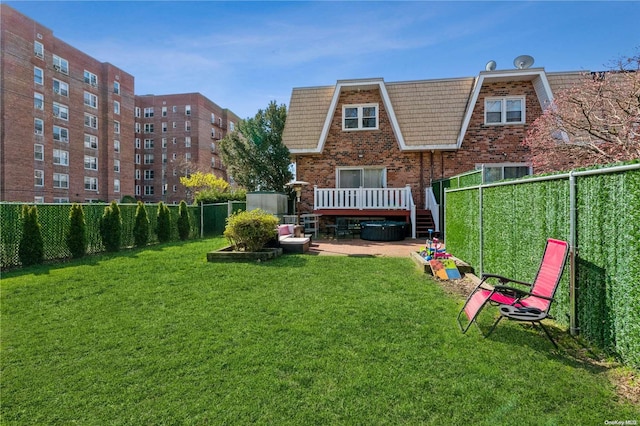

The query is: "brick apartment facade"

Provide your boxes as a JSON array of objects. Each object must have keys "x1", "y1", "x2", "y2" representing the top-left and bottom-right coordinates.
[
  {"x1": 134, "y1": 93, "x2": 239, "y2": 204},
  {"x1": 0, "y1": 4, "x2": 239, "y2": 204}
]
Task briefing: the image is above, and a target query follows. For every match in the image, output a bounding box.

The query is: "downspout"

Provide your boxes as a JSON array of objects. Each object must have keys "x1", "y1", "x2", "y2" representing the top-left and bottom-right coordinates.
[
  {"x1": 419, "y1": 152, "x2": 425, "y2": 209},
  {"x1": 479, "y1": 165, "x2": 485, "y2": 276},
  {"x1": 569, "y1": 171, "x2": 578, "y2": 336}
]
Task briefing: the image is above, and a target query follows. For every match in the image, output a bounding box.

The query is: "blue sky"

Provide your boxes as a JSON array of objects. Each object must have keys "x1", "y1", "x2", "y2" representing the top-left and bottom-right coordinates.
[{"x1": 7, "y1": 1, "x2": 640, "y2": 119}]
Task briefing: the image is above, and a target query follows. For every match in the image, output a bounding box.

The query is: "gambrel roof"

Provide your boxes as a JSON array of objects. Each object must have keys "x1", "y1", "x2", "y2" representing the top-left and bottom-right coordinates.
[{"x1": 282, "y1": 69, "x2": 586, "y2": 154}]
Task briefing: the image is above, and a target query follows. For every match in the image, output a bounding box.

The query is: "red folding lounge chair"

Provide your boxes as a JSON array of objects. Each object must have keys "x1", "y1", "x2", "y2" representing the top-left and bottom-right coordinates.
[{"x1": 457, "y1": 238, "x2": 569, "y2": 348}]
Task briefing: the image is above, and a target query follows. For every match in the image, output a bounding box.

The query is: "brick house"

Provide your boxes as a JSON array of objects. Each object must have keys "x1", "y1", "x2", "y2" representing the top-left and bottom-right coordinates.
[{"x1": 281, "y1": 68, "x2": 583, "y2": 238}]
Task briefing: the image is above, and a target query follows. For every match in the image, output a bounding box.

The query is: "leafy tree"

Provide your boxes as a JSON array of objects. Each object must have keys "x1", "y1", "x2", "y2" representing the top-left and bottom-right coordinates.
[
  {"x1": 99, "y1": 201, "x2": 122, "y2": 252},
  {"x1": 177, "y1": 200, "x2": 191, "y2": 241},
  {"x1": 524, "y1": 51, "x2": 640, "y2": 173},
  {"x1": 180, "y1": 171, "x2": 231, "y2": 204},
  {"x1": 133, "y1": 201, "x2": 150, "y2": 247},
  {"x1": 18, "y1": 205, "x2": 44, "y2": 266},
  {"x1": 219, "y1": 101, "x2": 293, "y2": 191},
  {"x1": 156, "y1": 202, "x2": 172, "y2": 243},
  {"x1": 66, "y1": 203, "x2": 87, "y2": 258}
]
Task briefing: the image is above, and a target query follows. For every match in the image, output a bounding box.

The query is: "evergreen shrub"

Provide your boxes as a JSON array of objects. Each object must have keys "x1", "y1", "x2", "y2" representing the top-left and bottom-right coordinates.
[
  {"x1": 99, "y1": 201, "x2": 122, "y2": 252},
  {"x1": 66, "y1": 203, "x2": 87, "y2": 258},
  {"x1": 156, "y1": 202, "x2": 172, "y2": 243},
  {"x1": 177, "y1": 200, "x2": 191, "y2": 241},
  {"x1": 18, "y1": 205, "x2": 44, "y2": 267},
  {"x1": 133, "y1": 201, "x2": 150, "y2": 248}
]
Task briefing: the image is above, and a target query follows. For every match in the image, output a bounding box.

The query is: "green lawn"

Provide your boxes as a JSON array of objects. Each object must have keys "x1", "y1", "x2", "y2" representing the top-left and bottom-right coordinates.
[{"x1": 1, "y1": 238, "x2": 638, "y2": 424}]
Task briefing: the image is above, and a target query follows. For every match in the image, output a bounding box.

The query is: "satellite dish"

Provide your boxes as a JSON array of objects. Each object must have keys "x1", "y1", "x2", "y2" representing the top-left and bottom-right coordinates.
[
  {"x1": 485, "y1": 60, "x2": 497, "y2": 71},
  {"x1": 513, "y1": 55, "x2": 534, "y2": 69}
]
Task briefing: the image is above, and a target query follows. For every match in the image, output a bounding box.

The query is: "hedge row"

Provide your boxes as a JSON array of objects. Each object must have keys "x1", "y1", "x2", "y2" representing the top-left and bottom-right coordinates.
[
  {"x1": 445, "y1": 164, "x2": 640, "y2": 368},
  {"x1": 0, "y1": 202, "x2": 201, "y2": 270}
]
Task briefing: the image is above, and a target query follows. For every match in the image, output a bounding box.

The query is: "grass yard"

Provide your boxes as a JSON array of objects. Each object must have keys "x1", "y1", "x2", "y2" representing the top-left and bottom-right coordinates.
[{"x1": 1, "y1": 238, "x2": 638, "y2": 424}]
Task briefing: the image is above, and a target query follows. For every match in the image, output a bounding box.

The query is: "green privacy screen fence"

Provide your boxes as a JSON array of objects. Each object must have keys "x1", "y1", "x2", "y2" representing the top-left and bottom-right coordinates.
[
  {"x1": 0, "y1": 201, "x2": 246, "y2": 270},
  {"x1": 444, "y1": 162, "x2": 640, "y2": 368}
]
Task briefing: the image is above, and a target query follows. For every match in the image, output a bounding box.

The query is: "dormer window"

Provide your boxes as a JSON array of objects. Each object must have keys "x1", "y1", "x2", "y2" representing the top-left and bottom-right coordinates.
[
  {"x1": 485, "y1": 96, "x2": 525, "y2": 125},
  {"x1": 343, "y1": 104, "x2": 378, "y2": 130}
]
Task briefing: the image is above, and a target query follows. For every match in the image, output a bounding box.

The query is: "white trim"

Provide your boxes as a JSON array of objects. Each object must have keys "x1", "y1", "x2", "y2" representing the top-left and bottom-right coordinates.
[
  {"x1": 310, "y1": 79, "x2": 407, "y2": 154},
  {"x1": 457, "y1": 68, "x2": 554, "y2": 148},
  {"x1": 342, "y1": 103, "x2": 379, "y2": 131},
  {"x1": 484, "y1": 95, "x2": 526, "y2": 125}
]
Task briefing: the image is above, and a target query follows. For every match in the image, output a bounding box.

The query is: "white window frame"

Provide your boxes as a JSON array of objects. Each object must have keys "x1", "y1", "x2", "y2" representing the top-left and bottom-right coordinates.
[
  {"x1": 477, "y1": 163, "x2": 532, "y2": 183},
  {"x1": 34, "y1": 92, "x2": 44, "y2": 110},
  {"x1": 34, "y1": 67, "x2": 44, "y2": 85},
  {"x1": 135, "y1": 185, "x2": 141, "y2": 196},
  {"x1": 84, "y1": 155, "x2": 98, "y2": 170},
  {"x1": 144, "y1": 139, "x2": 154, "y2": 149},
  {"x1": 144, "y1": 170, "x2": 154, "y2": 180},
  {"x1": 84, "y1": 91, "x2": 98, "y2": 108},
  {"x1": 144, "y1": 154, "x2": 154, "y2": 164},
  {"x1": 144, "y1": 107, "x2": 154, "y2": 118},
  {"x1": 53, "y1": 55, "x2": 69, "y2": 74},
  {"x1": 114, "y1": 101, "x2": 120, "y2": 115},
  {"x1": 53, "y1": 126, "x2": 69, "y2": 142},
  {"x1": 53, "y1": 149, "x2": 69, "y2": 166},
  {"x1": 35, "y1": 169, "x2": 44, "y2": 187},
  {"x1": 34, "y1": 144, "x2": 44, "y2": 161},
  {"x1": 83, "y1": 70, "x2": 98, "y2": 86},
  {"x1": 53, "y1": 79, "x2": 69, "y2": 97},
  {"x1": 84, "y1": 177, "x2": 98, "y2": 191},
  {"x1": 114, "y1": 140, "x2": 120, "y2": 153},
  {"x1": 113, "y1": 81, "x2": 120, "y2": 95},
  {"x1": 484, "y1": 96, "x2": 526, "y2": 125},
  {"x1": 53, "y1": 197, "x2": 69, "y2": 203},
  {"x1": 162, "y1": 106, "x2": 167, "y2": 117},
  {"x1": 185, "y1": 136, "x2": 191, "y2": 147},
  {"x1": 135, "y1": 169, "x2": 141, "y2": 180},
  {"x1": 84, "y1": 113, "x2": 98, "y2": 129},
  {"x1": 144, "y1": 185, "x2": 154, "y2": 196},
  {"x1": 135, "y1": 107, "x2": 141, "y2": 118},
  {"x1": 53, "y1": 102, "x2": 69, "y2": 120},
  {"x1": 34, "y1": 41, "x2": 44, "y2": 59},
  {"x1": 114, "y1": 179, "x2": 120, "y2": 193},
  {"x1": 114, "y1": 121, "x2": 120, "y2": 134},
  {"x1": 185, "y1": 105, "x2": 191, "y2": 115},
  {"x1": 53, "y1": 173, "x2": 69, "y2": 189},
  {"x1": 144, "y1": 123, "x2": 154, "y2": 133},
  {"x1": 84, "y1": 134, "x2": 98, "y2": 149},
  {"x1": 336, "y1": 167, "x2": 387, "y2": 188},
  {"x1": 34, "y1": 118, "x2": 44, "y2": 135},
  {"x1": 114, "y1": 159, "x2": 120, "y2": 173},
  {"x1": 342, "y1": 104, "x2": 379, "y2": 131}
]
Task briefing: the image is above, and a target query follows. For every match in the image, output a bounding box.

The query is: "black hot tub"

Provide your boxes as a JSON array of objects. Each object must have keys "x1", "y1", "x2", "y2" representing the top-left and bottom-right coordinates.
[{"x1": 360, "y1": 221, "x2": 408, "y2": 241}]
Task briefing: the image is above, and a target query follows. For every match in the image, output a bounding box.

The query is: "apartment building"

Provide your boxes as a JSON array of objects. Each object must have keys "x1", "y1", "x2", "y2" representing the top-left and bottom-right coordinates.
[
  {"x1": 134, "y1": 94, "x2": 239, "y2": 204},
  {"x1": 0, "y1": 4, "x2": 239, "y2": 204},
  {"x1": 1, "y1": 4, "x2": 135, "y2": 203}
]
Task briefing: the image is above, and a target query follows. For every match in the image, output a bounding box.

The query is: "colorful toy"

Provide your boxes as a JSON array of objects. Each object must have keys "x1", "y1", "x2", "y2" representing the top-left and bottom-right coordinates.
[{"x1": 420, "y1": 237, "x2": 451, "y2": 260}]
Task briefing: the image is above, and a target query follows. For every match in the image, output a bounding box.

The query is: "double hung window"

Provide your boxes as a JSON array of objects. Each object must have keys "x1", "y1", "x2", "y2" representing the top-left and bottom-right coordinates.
[
  {"x1": 343, "y1": 104, "x2": 378, "y2": 130},
  {"x1": 485, "y1": 97, "x2": 525, "y2": 125}
]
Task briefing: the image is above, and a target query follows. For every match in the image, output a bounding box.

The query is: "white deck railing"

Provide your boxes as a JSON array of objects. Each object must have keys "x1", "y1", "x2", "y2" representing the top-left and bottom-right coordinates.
[
  {"x1": 425, "y1": 187, "x2": 440, "y2": 232},
  {"x1": 313, "y1": 185, "x2": 413, "y2": 210}
]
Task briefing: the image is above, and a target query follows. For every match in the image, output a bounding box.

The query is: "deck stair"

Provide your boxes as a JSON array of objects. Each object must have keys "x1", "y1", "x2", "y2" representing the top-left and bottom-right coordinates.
[{"x1": 415, "y1": 209, "x2": 436, "y2": 239}]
